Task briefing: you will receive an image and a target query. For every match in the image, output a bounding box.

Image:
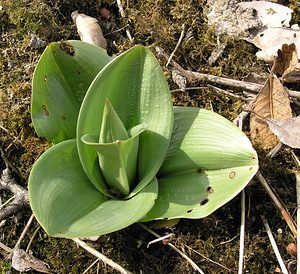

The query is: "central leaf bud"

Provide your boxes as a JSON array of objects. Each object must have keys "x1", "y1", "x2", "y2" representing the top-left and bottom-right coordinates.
[{"x1": 81, "y1": 99, "x2": 145, "y2": 198}]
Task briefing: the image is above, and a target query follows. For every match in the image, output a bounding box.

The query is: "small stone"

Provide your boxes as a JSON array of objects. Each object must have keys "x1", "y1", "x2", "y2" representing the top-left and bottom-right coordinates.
[{"x1": 28, "y1": 34, "x2": 46, "y2": 49}]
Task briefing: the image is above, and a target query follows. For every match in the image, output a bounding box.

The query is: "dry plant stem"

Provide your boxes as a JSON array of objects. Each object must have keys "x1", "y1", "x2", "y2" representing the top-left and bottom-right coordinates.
[
  {"x1": 155, "y1": 46, "x2": 300, "y2": 99},
  {"x1": 0, "y1": 168, "x2": 29, "y2": 221},
  {"x1": 266, "y1": 142, "x2": 283, "y2": 158},
  {"x1": 14, "y1": 214, "x2": 34, "y2": 249},
  {"x1": 184, "y1": 244, "x2": 233, "y2": 272},
  {"x1": 0, "y1": 241, "x2": 13, "y2": 254},
  {"x1": 261, "y1": 215, "x2": 289, "y2": 274},
  {"x1": 256, "y1": 171, "x2": 297, "y2": 238},
  {"x1": 166, "y1": 24, "x2": 185, "y2": 67},
  {"x1": 296, "y1": 172, "x2": 300, "y2": 274},
  {"x1": 138, "y1": 223, "x2": 205, "y2": 274},
  {"x1": 238, "y1": 190, "x2": 245, "y2": 274},
  {"x1": 82, "y1": 258, "x2": 100, "y2": 274},
  {"x1": 235, "y1": 117, "x2": 246, "y2": 274},
  {"x1": 116, "y1": 0, "x2": 133, "y2": 43},
  {"x1": 147, "y1": 233, "x2": 173, "y2": 248},
  {"x1": 73, "y1": 238, "x2": 132, "y2": 274},
  {"x1": 26, "y1": 226, "x2": 40, "y2": 253}
]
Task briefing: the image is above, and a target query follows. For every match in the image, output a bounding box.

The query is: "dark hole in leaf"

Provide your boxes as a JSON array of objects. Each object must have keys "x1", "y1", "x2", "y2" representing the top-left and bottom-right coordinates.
[
  {"x1": 42, "y1": 105, "x2": 49, "y2": 116},
  {"x1": 197, "y1": 168, "x2": 203, "y2": 173},
  {"x1": 187, "y1": 209, "x2": 193, "y2": 213},
  {"x1": 62, "y1": 116, "x2": 66, "y2": 120},
  {"x1": 77, "y1": 70, "x2": 81, "y2": 75},
  {"x1": 249, "y1": 167, "x2": 253, "y2": 171},
  {"x1": 229, "y1": 171, "x2": 236, "y2": 179},
  {"x1": 44, "y1": 75, "x2": 47, "y2": 81},
  {"x1": 206, "y1": 186, "x2": 214, "y2": 193},
  {"x1": 200, "y1": 198, "x2": 209, "y2": 206},
  {"x1": 252, "y1": 156, "x2": 256, "y2": 160},
  {"x1": 294, "y1": 33, "x2": 297, "y2": 38},
  {"x1": 259, "y1": 33, "x2": 264, "y2": 37},
  {"x1": 60, "y1": 41, "x2": 75, "y2": 56}
]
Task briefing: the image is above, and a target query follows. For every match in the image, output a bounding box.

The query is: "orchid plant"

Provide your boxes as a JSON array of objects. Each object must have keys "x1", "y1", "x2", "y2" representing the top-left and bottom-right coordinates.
[{"x1": 29, "y1": 41, "x2": 258, "y2": 238}]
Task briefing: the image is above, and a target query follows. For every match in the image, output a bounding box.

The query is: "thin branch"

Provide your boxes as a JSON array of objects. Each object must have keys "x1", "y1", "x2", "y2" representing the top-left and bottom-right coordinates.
[
  {"x1": 261, "y1": 215, "x2": 288, "y2": 274},
  {"x1": 296, "y1": 172, "x2": 300, "y2": 274},
  {"x1": 0, "y1": 168, "x2": 29, "y2": 222},
  {"x1": 138, "y1": 223, "x2": 205, "y2": 274},
  {"x1": 0, "y1": 241, "x2": 13, "y2": 254},
  {"x1": 147, "y1": 233, "x2": 173, "y2": 248},
  {"x1": 73, "y1": 238, "x2": 132, "y2": 274},
  {"x1": 155, "y1": 46, "x2": 300, "y2": 99},
  {"x1": 82, "y1": 258, "x2": 100, "y2": 274},
  {"x1": 116, "y1": 0, "x2": 134, "y2": 43},
  {"x1": 238, "y1": 190, "x2": 245, "y2": 274},
  {"x1": 256, "y1": 171, "x2": 297, "y2": 238},
  {"x1": 26, "y1": 226, "x2": 40, "y2": 253},
  {"x1": 266, "y1": 142, "x2": 283, "y2": 158},
  {"x1": 166, "y1": 24, "x2": 185, "y2": 67},
  {"x1": 14, "y1": 214, "x2": 34, "y2": 249}
]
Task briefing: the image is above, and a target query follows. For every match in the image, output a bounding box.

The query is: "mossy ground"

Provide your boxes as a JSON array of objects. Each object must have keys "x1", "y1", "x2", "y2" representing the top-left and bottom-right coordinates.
[{"x1": 0, "y1": 0, "x2": 299, "y2": 273}]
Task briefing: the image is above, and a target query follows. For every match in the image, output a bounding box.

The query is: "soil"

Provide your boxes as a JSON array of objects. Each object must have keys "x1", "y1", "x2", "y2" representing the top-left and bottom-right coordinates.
[{"x1": 0, "y1": 0, "x2": 300, "y2": 273}]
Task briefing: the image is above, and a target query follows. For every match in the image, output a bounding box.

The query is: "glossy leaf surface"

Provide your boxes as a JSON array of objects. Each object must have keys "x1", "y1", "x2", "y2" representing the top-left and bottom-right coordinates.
[
  {"x1": 31, "y1": 40, "x2": 112, "y2": 143},
  {"x1": 28, "y1": 140, "x2": 158, "y2": 238},
  {"x1": 77, "y1": 46, "x2": 173, "y2": 196},
  {"x1": 142, "y1": 107, "x2": 258, "y2": 221}
]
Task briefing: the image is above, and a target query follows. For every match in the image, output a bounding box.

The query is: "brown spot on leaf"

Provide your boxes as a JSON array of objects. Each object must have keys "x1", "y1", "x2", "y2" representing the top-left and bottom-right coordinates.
[
  {"x1": 42, "y1": 105, "x2": 49, "y2": 116},
  {"x1": 206, "y1": 186, "x2": 214, "y2": 194},
  {"x1": 60, "y1": 41, "x2": 75, "y2": 56},
  {"x1": 229, "y1": 171, "x2": 236, "y2": 179},
  {"x1": 44, "y1": 75, "x2": 47, "y2": 81},
  {"x1": 200, "y1": 198, "x2": 209, "y2": 206}
]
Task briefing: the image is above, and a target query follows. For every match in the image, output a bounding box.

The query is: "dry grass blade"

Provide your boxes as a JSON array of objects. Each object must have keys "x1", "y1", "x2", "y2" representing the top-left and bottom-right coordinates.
[
  {"x1": 138, "y1": 223, "x2": 205, "y2": 274},
  {"x1": 73, "y1": 238, "x2": 132, "y2": 274},
  {"x1": 184, "y1": 245, "x2": 233, "y2": 272},
  {"x1": 238, "y1": 190, "x2": 245, "y2": 274},
  {"x1": 296, "y1": 172, "x2": 300, "y2": 274},
  {"x1": 256, "y1": 171, "x2": 297, "y2": 238},
  {"x1": 261, "y1": 215, "x2": 288, "y2": 274},
  {"x1": 250, "y1": 75, "x2": 292, "y2": 148}
]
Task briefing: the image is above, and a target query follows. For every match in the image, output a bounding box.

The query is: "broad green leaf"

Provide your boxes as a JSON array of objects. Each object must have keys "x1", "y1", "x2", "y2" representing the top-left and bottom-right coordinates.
[
  {"x1": 31, "y1": 40, "x2": 112, "y2": 144},
  {"x1": 77, "y1": 46, "x2": 173, "y2": 196},
  {"x1": 28, "y1": 139, "x2": 158, "y2": 238},
  {"x1": 141, "y1": 107, "x2": 258, "y2": 221}
]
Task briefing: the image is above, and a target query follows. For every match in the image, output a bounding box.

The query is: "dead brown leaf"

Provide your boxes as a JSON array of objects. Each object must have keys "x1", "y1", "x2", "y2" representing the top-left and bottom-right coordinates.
[
  {"x1": 250, "y1": 75, "x2": 292, "y2": 148},
  {"x1": 267, "y1": 116, "x2": 300, "y2": 149},
  {"x1": 12, "y1": 248, "x2": 51, "y2": 273},
  {"x1": 272, "y1": 43, "x2": 300, "y2": 83}
]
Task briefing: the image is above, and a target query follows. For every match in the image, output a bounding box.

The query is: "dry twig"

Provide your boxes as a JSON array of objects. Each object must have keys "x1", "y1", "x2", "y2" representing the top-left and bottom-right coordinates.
[
  {"x1": 73, "y1": 238, "x2": 132, "y2": 274},
  {"x1": 256, "y1": 171, "x2": 297, "y2": 238},
  {"x1": 116, "y1": 0, "x2": 134, "y2": 43},
  {"x1": 156, "y1": 46, "x2": 300, "y2": 99},
  {"x1": 261, "y1": 215, "x2": 288, "y2": 274},
  {"x1": 138, "y1": 223, "x2": 205, "y2": 274},
  {"x1": 0, "y1": 167, "x2": 29, "y2": 222},
  {"x1": 296, "y1": 172, "x2": 300, "y2": 274},
  {"x1": 166, "y1": 24, "x2": 185, "y2": 67}
]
